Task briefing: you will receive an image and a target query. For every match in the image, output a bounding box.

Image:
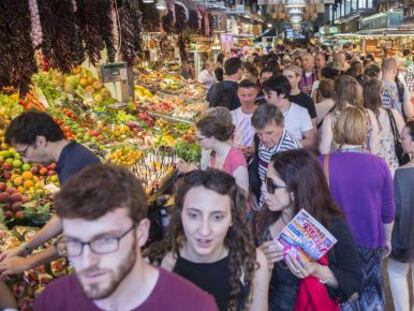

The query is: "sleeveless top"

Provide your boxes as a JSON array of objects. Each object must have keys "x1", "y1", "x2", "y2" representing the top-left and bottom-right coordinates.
[{"x1": 173, "y1": 253, "x2": 248, "y2": 311}]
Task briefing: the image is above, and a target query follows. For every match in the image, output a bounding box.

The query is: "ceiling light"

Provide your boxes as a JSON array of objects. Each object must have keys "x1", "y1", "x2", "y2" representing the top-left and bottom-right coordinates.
[
  {"x1": 143, "y1": 0, "x2": 154, "y2": 3},
  {"x1": 156, "y1": 0, "x2": 166, "y2": 10}
]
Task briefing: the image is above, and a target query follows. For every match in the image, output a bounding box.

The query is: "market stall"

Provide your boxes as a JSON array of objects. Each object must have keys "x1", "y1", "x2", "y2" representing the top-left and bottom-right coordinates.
[{"x1": 0, "y1": 0, "x2": 212, "y2": 308}]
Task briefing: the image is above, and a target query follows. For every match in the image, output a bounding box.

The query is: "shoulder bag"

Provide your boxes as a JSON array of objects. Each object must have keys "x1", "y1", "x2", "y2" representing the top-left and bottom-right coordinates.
[{"x1": 386, "y1": 109, "x2": 410, "y2": 165}]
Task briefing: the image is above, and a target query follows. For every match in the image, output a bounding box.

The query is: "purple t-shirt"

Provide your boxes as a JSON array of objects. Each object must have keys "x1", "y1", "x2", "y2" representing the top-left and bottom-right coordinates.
[
  {"x1": 34, "y1": 267, "x2": 218, "y2": 311},
  {"x1": 319, "y1": 152, "x2": 395, "y2": 249}
]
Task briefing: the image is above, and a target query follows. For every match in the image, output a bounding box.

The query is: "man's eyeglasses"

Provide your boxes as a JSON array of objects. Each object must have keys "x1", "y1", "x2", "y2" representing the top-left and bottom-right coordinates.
[
  {"x1": 54, "y1": 224, "x2": 137, "y2": 257},
  {"x1": 16, "y1": 145, "x2": 30, "y2": 158},
  {"x1": 266, "y1": 177, "x2": 287, "y2": 194},
  {"x1": 197, "y1": 136, "x2": 208, "y2": 142}
]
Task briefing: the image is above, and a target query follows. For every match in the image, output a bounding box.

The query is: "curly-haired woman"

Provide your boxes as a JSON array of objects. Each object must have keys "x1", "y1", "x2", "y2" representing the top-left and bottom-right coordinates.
[
  {"x1": 256, "y1": 149, "x2": 362, "y2": 311},
  {"x1": 146, "y1": 169, "x2": 269, "y2": 311}
]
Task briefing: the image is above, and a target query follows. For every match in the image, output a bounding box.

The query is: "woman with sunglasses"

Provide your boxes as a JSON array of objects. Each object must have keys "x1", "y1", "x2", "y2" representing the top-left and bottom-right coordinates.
[
  {"x1": 177, "y1": 113, "x2": 249, "y2": 195},
  {"x1": 146, "y1": 169, "x2": 269, "y2": 311},
  {"x1": 256, "y1": 149, "x2": 362, "y2": 311},
  {"x1": 321, "y1": 107, "x2": 395, "y2": 310}
]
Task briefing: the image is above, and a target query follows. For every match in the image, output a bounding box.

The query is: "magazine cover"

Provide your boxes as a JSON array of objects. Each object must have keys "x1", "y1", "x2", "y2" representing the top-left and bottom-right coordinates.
[{"x1": 275, "y1": 209, "x2": 337, "y2": 261}]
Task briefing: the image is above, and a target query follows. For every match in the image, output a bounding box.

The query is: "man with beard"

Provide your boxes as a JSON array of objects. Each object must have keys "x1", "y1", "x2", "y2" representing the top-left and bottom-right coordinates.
[{"x1": 34, "y1": 165, "x2": 218, "y2": 311}]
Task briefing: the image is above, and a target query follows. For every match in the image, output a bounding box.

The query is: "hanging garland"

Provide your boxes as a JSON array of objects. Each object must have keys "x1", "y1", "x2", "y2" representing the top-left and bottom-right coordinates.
[
  {"x1": 0, "y1": 1, "x2": 13, "y2": 89},
  {"x1": 98, "y1": 0, "x2": 117, "y2": 63},
  {"x1": 139, "y1": 1, "x2": 160, "y2": 32},
  {"x1": 0, "y1": 0, "x2": 37, "y2": 95},
  {"x1": 188, "y1": 10, "x2": 200, "y2": 33},
  {"x1": 161, "y1": 9, "x2": 175, "y2": 34},
  {"x1": 37, "y1": 0, "x2": 81, "y2": 73},
  {"x1": 118, "y1": 1, "x2": 143, "y2": 65},
  {"x1": 76, "y1": 0, "x2": 106, "y2": 66},
  {"x1": 174, "y1": 3, "x2": 187, "y2": 33}
]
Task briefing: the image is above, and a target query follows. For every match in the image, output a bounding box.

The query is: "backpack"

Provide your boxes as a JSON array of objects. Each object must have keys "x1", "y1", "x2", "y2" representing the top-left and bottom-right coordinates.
[{"x1": 206, "y1": 82, "x2": 237, "y2": 110}]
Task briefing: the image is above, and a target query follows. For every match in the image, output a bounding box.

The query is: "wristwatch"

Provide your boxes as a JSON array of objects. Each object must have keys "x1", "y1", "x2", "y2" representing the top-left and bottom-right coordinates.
[{"x1": 22, "y1": 243, "x2": 32, "y2": 256}]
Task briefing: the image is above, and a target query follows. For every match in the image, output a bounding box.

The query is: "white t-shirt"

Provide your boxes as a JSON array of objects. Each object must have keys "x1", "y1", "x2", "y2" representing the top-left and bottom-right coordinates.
[
  {"x1": 283, "y1": 103, "x2": 313, "y2": 140},
  {"x1": 198, "y1": 70, "x2": 216, "y2": 90},
  {"x1": 231, "y1": 107, "x2": 255, "y2": 147}
]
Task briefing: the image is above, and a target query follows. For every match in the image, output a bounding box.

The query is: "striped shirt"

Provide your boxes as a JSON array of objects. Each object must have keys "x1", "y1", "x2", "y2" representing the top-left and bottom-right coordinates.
[
  {"x1": 258, "y1": 129, "x2": 301, "y2": 207},
  {"x1": 231, "y1": 107, "x2": 255, "y2": 147}
]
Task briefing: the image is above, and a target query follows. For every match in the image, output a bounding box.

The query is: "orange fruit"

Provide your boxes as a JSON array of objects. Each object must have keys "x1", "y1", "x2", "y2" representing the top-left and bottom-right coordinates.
[
  {"x1": 22, "y1": 171, "x2": 33, "y2": 180},
  {"x1": 23, "y1": 180, "x2": 33, "y2": 188},
  {"x1": 14, "y1": 176, "x2": 23, "y2": 186},
  {"x1": 79, "y1": 78, "x2": 88, "y2": 87},
  {"x1": 17, "y1": 186, "x2": 24, "y2": 194}
]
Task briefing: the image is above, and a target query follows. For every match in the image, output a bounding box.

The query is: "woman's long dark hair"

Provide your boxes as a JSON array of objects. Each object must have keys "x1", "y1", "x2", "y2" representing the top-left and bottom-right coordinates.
[
  {"x1": 145, "y1": 169, "x2": 257, "y2": 311},
  {"x1": 255, "y1": 149, "x2": 342, "y2": 239},
  {"x1": 363, "y1": 79, "x2": 382, "y2": 131}
]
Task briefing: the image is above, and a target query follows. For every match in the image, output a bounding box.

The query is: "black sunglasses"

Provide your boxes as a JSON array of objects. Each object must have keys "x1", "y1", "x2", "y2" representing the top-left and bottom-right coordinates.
[{"x1": 266, "y1": 177, "x2": 287, "y2": 194}]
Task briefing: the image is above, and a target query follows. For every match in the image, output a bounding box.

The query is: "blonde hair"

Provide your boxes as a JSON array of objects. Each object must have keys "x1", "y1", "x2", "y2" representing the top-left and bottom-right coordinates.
[
  {"x1": 334, "y1": 106, "x2": 368, "y2": 146},
  {"x1": 334, "y1": 75, "x2": 363, "y2": 111},
  {"x1": 283, "y1": 65, "x2": 302, "y2": 76}
]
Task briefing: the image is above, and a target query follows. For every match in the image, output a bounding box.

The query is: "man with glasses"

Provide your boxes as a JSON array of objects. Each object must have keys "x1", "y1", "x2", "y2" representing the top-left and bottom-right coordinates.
[
  {"x1": 34, "y1": 164, "x2": 218, "y2": 310},
  {"x1": 248, "y1": 104, "x2": 301, "y2": 210},
  {"x1": 0, "y1": 111, "x2": 100, "y2": 278}
]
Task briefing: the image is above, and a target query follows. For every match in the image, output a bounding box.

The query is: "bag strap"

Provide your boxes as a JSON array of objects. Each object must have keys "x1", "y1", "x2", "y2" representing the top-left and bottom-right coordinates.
[
  {"x1": 323, "y1": 154, "x2": 330, "y2": 188},
  {"x1": 317, "y1": 105, "x2": 337, "y2": 129},
  {"x1": 386, "y1": 108, "x2": 400, "y2": 144}
]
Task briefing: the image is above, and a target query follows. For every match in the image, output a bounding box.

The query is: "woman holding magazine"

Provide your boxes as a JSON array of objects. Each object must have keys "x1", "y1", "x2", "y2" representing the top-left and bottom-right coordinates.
[{"x1": 255, "y1": 148, "x2": 362, "y2": 311}]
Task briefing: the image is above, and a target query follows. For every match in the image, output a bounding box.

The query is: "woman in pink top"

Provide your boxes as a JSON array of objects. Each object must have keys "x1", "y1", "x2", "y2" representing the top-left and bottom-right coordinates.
[{"x1": 195, "y1": 115, "x2": 249, "y2": 195}]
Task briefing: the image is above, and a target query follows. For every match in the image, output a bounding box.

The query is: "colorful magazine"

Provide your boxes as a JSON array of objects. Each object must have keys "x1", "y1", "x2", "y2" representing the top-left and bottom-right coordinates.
[{"x1": 275, "y1": 209, "x2": 337, "y2": 261}]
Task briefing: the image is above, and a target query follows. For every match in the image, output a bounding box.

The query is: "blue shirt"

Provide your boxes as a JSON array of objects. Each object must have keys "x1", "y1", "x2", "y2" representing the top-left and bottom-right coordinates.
[{"x1": 56, "y1": 142, "x2": 101, "y2": 185}]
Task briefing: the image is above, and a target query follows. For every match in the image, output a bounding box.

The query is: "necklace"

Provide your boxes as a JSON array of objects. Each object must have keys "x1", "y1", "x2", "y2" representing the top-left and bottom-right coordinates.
[{"x1": 338, "y1": 145, "x2": 367, "y2": 153}]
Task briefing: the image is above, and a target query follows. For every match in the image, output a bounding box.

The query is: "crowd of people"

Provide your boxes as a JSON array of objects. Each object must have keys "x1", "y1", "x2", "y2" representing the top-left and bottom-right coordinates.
[
  {"x1": 187, "y1": 45, "x2": 414, "y2": 311},
  {"x1": 1, "y1": 45, "x2": 414, "y2": 311}
]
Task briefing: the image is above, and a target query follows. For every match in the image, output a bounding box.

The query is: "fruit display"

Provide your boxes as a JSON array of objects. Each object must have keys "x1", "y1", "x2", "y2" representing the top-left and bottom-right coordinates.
[
  {"x1": 0, "y1": 60, "x2": 205, "y2": 309},
  {"x1": 0, "y1": 226, "x2": 70, "y2": 310},
  {"x1": 106, "y1": 146, "x2": 144, "y2": 167}
]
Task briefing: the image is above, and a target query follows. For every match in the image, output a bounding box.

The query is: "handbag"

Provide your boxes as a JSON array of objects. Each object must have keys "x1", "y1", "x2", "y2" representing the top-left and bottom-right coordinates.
[{"x1": 386, "y1": 109, "x2": 410, "y2": 165}]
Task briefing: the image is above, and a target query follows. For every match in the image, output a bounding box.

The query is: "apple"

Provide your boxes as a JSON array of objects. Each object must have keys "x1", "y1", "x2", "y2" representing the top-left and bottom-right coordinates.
[
  {"x1": 47, "y1": 163, "x2": 56, "y2": 170},
  {"x1": 0, "y1": 192, "x2": 10, "y2": 203},
  {"x1": 4, "y1": 211, "x2": 13, "y2": 220},
  {"x1": 6, "y1": 187, "x2": 16, "y2": 194},
  {"x1": 30, "y1": 165, "x2": 39, "y2": 174},
  {"x1": 10, "y1": 193, "x2": 22, "y2": 202},
  {"x1": 4, "y1": 172, "x2": 12, "y2": 180},
  {"x1": 0, "y1": 182, "x2": 7, "y2": 192},
  {"x1": 12, "y1": 202, "x2": 22, "y2": 212},
  {"x1": 3, "y1": 162, "x2": 12, "y2": 171},
  {"x1": 47, "y1": 170, "x2": 56, "y2": 176},
  {"x1": 39, "y1": 167, "x2": 48, "y2": 176},
  {"x1": 14, "y1": 211, "x2": 25, "y2": 220}
]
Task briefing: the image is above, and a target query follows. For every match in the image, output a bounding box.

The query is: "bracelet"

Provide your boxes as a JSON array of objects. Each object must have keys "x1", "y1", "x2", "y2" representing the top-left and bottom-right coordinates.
[{"x1": 319, "y1": 278, "x2": 330, "y2": 285}]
